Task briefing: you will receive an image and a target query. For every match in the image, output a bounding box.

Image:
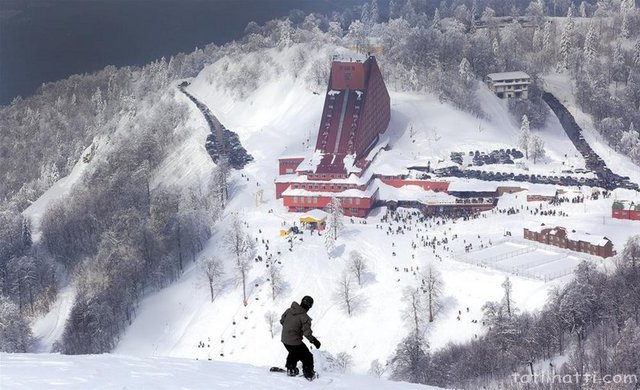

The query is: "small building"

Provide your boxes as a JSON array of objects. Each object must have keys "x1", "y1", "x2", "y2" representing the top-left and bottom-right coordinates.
[
  {"x1": 523, "y1": 224, "x2": 615, "y2": 258},
  {"x1": 485, "y1": 71, "x2": 531, "y2": 99},
  {"x1": 612, "y1": 200, "x2": 640, "y2": 221},
  {"x1": 299, "y1": 209, "x2": 328, "y2": 231}
]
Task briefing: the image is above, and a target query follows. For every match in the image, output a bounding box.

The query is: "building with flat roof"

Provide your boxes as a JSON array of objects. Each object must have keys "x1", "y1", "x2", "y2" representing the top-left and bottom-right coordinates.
[
  {"x1": 485, "y1": 71, "x2": 531, "y2": 99},
  {"x1": 523, "y1": 224, "x2": 615, "y2": 258}
]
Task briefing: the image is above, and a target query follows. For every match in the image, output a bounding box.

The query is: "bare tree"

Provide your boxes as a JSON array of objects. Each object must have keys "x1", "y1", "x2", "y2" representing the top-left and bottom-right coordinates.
[
  {"x1": 335, "y1": 352, "x2": 354, "y2": 373},
  {"x1": 224, "y1": 214, "x2": 254, "y2": 304},
  {"x1": 199, "y1": 255, "x2": 224, "y2": 302},
  {"x1": 402, "y1": 286, "x2": 425, "y2": 335},
  {"x1": 368, "y1": 359, "x2": 387, "y2": 378},
  {"x1": 224, "y1": 214, "x2": 253, "y2": 267},
  {"x1": 348, "y1": 250, "x2": 368, "y2": 287},
  {"x1": 236, "y1": 256, "x2": 253, "y2": 305},
  {"x1": 326, "y1": 196, "x2": 344, "y2": 240},
  {"x1": 266, "y1": 263, "x2": 285, "y2": 301},
  {"x1": 334, "y1": 271, "x2": 358, "y2": 316},
  {"x1": 210, "y1": 156, "x2": 230, "y2": 208},
  {"x1": 264, "y1": 311, "x2": 278, "y2": 339},
  {"x1": 502, "y1": 276, "x2": 514, "y2": 316},
  {"x1": 421, "y1": 264, "x2": 443, "y2": 322}
]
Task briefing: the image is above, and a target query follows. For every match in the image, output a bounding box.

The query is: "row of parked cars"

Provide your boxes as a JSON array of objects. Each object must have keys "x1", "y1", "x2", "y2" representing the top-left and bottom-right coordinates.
[
  {"x1": 542, "y1": 92, "x2": 638, "y2": 191},
  {"x1": 450, "y1": 148, "x2": 524, "y2": 166}
]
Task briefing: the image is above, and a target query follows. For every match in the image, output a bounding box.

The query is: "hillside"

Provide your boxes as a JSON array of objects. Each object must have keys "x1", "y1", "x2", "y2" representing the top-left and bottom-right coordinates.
[{"x1": 96, "y1": 43, "x2": 639, "y2": 375}]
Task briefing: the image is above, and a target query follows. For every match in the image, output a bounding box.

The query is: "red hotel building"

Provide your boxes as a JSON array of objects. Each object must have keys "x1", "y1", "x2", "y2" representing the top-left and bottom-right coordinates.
[{"x1": 276, "y1": 54, "x2": 391, "y2": 217}]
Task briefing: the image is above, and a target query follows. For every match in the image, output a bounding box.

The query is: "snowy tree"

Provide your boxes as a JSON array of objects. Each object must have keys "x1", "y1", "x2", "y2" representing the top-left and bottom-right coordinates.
[
  {"x1": 611, "y1": 320, "x2": 640, "y2": 376},
  {"x1": 458, "y1": 58, "x2": 473, "y2": 82},
  {"x1": 264, "y1": 311, "x2": 278, "y2": 339},
  {"x1": 558, "y1": 7, "x2": 574, "y2": 70},
  {"x1": 334, "y1": 271, "x2": 358, "y2": 316},
  {"x1": 277, "y1": 19, "x2": 294, "y2": 49},
  {"x1": 368, "y1": 359, "x2": 386, "y2": 378},
  {"x1": 335, "y1": 352, "x2": 354, "y2": 373},
  {"x1": 224, "y1": 214, "x2": 253, "y2": 268},
  {"x1": 347, "y1": 20, "x2": 367, "y2": 54},
  {"x1": 236, "y1": 253, "x2": 253, "y2": 306},
  {"x1": 200, "y1": 255, "x2": 224, "y2": 302},
  {"x1": 432, "y1": 8, "x2": 441, "y2": 30},
  {"x1": 348, "y1": 250, "x2": 368, "y2": 287},
  {"x1": 389, "y1": 332, "x2": 430, "y2": 384},
  {"x1": 634, "y1": 40, "x2": 640, "y2": 68},
  {"x1": 388, "y1": 0, "x2": 401, "y2": 20},
  {"x1": 579, "y1": 1, "x2": 587, "y2": 17},
  {"x1": 324, "y1": 229, "x2": 335, "y2": 255},
  {"x1": 583, "y1": 23, "x2": 598, "y2": 64},
  {"x1": 621, "y1": 12, "x2": 631, "y2": 39},
  {"x1": 402, "y1": 286, "x2": 426, "y2": 335},
  {"x1": 326, "y1": 196, "x2": 344, "y2": 240},
  {"x1": 369, "y1": 0, "x2": 379, "y2": 25},
  {"x1": 421, "y1": 264, "x2": 443, "y2": 322},
  {"x1": 529, "y1": 135, "x2": 546, "y2": 163},
  {"x1": 224, "y1": 214, "x2": 254, "y2": 304},
  {"x1": 266, "y1": 262, "x2": 284, "y2": 301},
  {"x1": 519, "y1": 115, "x2": 531, "y2": 159},
  {"x1": 502, "y1": 276, "x2": 514, "y2": 316},
  {"x1": 612, "y1": 43, "x2": 627, "y2": 87},
  {"x1": 0, "y1": 296, "x2": 33, "y2": 352},
  {"x1": 210, "y1": 156, "x2": 230, "y2": 209},
  {"x1": 543, "y1": 20, "x2": 553, "y2": 53}
]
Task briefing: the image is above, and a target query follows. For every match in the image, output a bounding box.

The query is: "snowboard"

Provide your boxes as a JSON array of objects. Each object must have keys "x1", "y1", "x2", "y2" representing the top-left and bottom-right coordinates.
[{"x1": 269, "y1": 367, "x2": 323, "y2": 382}]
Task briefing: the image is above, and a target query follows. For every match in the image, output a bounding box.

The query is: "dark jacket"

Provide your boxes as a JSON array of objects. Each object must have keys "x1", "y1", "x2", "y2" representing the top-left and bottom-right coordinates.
[{"x1": 280, "y1": 301, "x2": 314, "y2": 345}]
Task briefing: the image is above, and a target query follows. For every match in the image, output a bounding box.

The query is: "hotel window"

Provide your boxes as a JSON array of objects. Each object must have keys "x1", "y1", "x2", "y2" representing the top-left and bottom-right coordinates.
[
  {"x1": 355, "y1": 198, "x2": 360, "y2": 205},
  {"x1": 293, "y1": 196, "x2": 298, "y2": 203}
]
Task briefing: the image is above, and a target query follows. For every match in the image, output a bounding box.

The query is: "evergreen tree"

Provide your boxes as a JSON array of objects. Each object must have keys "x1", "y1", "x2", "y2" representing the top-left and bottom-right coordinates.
[
  {"x1": 432, "y1": 8, "x2": 441, "y2": 30},
  {"x1": 543, "y1": 20, "x2": 553, "y2": 52},
  {"x1": 579, "y1": 1, "x2": 587, "y2": 17},
  {"x1": 558, "y1": 8, "x2": 574, "y2": 70},
  {"x1": 583, "y1": 23, "x2": 598, "y2": 64},
  {"x1": 621, "y1": 12, "x2": 630, "y2": 39},
  {"x1": 458, "y1": 58, "x2": 473, "y2": 81},
  {"x1": 633, "y1": 40, "x2": 640, "y2": 68}
]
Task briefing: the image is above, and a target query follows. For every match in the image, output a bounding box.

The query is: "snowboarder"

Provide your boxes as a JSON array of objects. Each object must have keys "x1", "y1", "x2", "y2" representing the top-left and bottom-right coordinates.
[{"x1": 279, "y1": 295, "x2": 321, "y2": 380}]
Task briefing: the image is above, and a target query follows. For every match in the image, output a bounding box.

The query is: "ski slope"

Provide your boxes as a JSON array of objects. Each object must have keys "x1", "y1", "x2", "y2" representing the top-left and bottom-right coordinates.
[{"x1": 0, "y1": 353, "x2": 439, "y2": 390}]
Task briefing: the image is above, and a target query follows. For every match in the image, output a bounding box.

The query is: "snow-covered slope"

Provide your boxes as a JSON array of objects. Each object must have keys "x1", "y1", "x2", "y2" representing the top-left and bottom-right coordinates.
[
  {"x1": 112, "y1": 43, "x2": 639, "y2": 374},
  {"x1": 0, "y1": 353, "x2": 439, "y2": 389},
  {"x1": 26, "y1": 43, "x2": 640, "y2": 381}
]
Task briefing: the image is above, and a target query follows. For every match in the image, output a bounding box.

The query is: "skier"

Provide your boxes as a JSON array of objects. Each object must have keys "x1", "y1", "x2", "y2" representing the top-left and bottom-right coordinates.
[{"x1": 279, "y1": 295, "x2": 321, "y2": 380}]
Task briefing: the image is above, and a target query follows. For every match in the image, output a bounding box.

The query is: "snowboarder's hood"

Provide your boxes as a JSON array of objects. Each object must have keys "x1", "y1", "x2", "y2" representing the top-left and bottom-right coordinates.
[{"x1": 289, "y1": 301, "x2": 309, "y2": 315}]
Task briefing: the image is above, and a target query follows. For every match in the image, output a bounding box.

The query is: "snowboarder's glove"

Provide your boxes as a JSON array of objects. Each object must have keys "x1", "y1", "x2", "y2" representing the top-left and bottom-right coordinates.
[{"x1": 310, "y1": 337, "x2": 321, "y2": 349}]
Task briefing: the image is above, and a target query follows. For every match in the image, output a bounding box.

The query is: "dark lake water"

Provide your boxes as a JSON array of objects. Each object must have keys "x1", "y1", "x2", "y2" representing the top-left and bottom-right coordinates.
[{"x1": 0, "y1": 0, "x2": 366, "y2": 105}]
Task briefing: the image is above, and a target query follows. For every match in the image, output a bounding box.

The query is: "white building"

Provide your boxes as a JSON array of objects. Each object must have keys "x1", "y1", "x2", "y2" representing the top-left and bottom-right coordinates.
[{"x1": 485, "y1": 71, "x2": 531, "y2": 99}]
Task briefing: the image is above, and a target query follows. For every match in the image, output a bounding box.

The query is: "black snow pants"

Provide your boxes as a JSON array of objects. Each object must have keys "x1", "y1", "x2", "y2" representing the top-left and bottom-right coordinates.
[{"x1": 283, "y1": 343, "x2": 314, "y2": 377}]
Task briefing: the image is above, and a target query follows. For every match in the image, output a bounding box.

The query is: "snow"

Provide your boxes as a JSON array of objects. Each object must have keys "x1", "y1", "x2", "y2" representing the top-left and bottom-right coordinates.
[
  {"x1": 0, "y1": 353, "x2": 439, "y2": 390},
  {"x1": 30, "y1": 285, "x2": 76, "y2": 353},
  {"x1": 486, "y1": 71, "x2": 530, "y2": 81},
  {"x1": 21, "y1": 142, "x2": 95, "y2": 240},
  {"x1": 22, "y1": 43, "x2": 640, "y2": 385}
]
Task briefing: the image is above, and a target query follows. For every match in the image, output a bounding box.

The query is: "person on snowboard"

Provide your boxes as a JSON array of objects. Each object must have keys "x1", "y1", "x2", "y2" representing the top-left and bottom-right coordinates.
[{"x1": 280, "y1": 295, "x2": 321, "y2": 380}]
